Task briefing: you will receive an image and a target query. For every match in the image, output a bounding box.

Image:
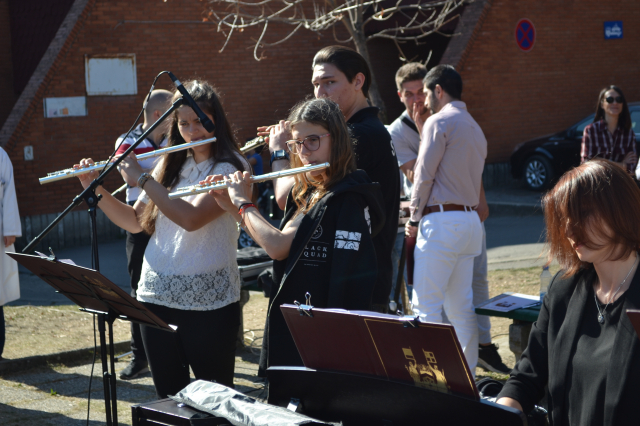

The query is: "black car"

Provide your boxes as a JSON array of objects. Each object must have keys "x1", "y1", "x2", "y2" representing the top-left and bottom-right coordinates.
[{"x1": 510, "y1": 102, "x2": 640, "y2": 190}]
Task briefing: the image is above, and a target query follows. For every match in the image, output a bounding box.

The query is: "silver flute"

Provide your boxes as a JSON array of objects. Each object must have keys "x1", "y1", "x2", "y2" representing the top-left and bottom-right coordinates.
[
  {"x1": 240, "y1": 136, "x2": 267, "y2": 153},
  {"x1": 168, "y1": 162, "x2": 330, "y2": 199},
  {"x1": 39, "y1": 137, "x2": 217, "y2": 185}
]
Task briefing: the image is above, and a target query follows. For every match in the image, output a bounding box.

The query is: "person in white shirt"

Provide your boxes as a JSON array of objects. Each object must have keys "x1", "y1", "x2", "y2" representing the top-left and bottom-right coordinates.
[
  {"x1": 114, "y1": 89, "x2": 171, "y2": 380},
  {"x1": 405, "y1": 65, "x2": 486, "y2": 374},
  {"x1": 387, "y1": 62, "x2": 429, "y2": 196},
  {"x1": 390, "y1": 63, "x2": 509, "y2": 374},
  {"x1": 0, "y1": 147, "x2": 21, "y2": 361},
  {"x1": 75, "y1": 80, "x2": 249, "y2": 398}
]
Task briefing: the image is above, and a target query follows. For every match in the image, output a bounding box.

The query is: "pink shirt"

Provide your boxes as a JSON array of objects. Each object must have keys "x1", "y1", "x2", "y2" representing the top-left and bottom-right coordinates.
[{"x1": 410, "y1": 101, "x2": 487, "y2": 222}]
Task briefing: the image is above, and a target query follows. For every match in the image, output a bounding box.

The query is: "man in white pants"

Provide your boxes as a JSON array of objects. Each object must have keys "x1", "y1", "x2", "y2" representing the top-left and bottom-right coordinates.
[{"x1": 405, "y1": 65, "x2": 487, "y2": 373}]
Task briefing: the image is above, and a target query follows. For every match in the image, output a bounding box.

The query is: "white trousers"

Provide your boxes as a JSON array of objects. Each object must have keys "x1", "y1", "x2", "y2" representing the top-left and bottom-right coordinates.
[
  {"x1": 411, "y1": 210, "x2": 483, "y2": 373},
  {"x1": 442, "y1": 223, "x2": 491, "y2": 343}
]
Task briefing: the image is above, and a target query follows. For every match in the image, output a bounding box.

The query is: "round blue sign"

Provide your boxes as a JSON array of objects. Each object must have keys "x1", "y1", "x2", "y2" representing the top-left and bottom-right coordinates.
[{"x1": 515, "y1": 19, "x2": 536, "y2": 52}]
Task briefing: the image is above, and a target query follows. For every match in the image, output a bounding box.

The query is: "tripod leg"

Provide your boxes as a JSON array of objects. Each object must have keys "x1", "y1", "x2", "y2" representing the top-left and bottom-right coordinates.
[
  {"x1": 108, "y1": 318, "x2": 118, "y2": 425},
  {"x1": 98, "y1": 314, "x2": 113, "y2": 426}
]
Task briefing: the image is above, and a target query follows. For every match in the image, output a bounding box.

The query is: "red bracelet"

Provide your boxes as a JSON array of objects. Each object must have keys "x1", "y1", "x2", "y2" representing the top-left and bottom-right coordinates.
[{"x1": 238, "y1": 203, "x2": 257, "y2": 216}]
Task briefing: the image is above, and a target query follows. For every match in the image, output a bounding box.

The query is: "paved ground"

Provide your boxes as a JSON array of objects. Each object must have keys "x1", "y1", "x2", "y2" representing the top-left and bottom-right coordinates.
[
  {"x1": 1, "y1": 188, "x2": 550, "y2": 424},
  {"x1": 0, "y1": 351, "x2": 264, "y2": 425}
]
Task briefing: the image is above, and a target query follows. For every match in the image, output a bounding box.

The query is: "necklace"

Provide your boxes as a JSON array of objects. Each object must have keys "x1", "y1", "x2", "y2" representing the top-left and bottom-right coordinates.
[{"x1": 594, "y1": 254, "x2": 638, "y2": 324}]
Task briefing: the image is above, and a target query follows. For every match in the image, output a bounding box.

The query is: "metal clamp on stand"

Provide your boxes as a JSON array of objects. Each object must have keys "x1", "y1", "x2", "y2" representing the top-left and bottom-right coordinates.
[
  {"x1": 403, "y1": 315, "x2": 421, "y2": 328},
  {"x1": 286, "y1": 398, "x2": 301, "y2": 412},
  {"x1": 294, "y1": 292, "x2": 314, "y2": 317}
]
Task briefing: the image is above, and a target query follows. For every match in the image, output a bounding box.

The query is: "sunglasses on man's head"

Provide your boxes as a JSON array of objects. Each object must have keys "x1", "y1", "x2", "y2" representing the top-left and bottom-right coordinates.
[{"x1": 605, "y1": 96, "x2": 624, "y2": 104}]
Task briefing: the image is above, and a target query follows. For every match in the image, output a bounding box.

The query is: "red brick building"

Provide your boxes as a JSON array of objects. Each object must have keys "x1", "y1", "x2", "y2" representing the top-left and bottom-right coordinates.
[
  {"x1": 446, "y1": 0, "x2": 640, "y2": 164},
  {"x1": 1, "y1": 0, "x2": 639, "y2": 248}
]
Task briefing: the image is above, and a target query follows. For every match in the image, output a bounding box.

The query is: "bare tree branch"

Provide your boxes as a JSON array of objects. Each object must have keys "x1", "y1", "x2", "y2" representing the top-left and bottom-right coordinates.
[
  {"x1": 205, "y1": 0, "x2": 467, "y2": 116},
  {"x1": 207, "y1": 0, "x2": 464, "y2": 54}
]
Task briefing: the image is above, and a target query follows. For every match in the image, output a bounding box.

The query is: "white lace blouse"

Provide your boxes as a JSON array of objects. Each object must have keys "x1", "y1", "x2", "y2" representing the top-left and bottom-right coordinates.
[{"x1": 136, "y1": 155, "x2": 242, "y2": 311}]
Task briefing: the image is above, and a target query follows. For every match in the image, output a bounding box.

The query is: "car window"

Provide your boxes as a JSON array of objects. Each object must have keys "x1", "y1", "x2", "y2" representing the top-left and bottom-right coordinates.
[
  {"x1": 575, "y1": 117, "x2": 592, "y2": 135},
  {"x1": 631, "y1": 110, "x2": 640, "y2": 134}
]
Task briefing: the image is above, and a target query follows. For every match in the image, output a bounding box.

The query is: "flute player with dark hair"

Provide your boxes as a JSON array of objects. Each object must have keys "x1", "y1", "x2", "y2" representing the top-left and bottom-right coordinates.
[{"x1": 74, "y1": 80, "x2": 249, "y2": 399}]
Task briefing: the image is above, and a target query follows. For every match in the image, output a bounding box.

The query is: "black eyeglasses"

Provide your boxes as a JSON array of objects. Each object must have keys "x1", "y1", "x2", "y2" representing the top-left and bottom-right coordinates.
[
  {"x1": 605, "y1": 96, "x2": 624, "y2": 104},
  {"x1": 286, "y1": 133, "x2": 330, "y2": 153}
]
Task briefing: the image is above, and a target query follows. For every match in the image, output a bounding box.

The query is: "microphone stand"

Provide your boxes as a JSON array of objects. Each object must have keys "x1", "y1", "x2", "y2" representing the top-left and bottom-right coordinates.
[{"x1": 22, "y1": 97, "x2": 185, "y2": 426}]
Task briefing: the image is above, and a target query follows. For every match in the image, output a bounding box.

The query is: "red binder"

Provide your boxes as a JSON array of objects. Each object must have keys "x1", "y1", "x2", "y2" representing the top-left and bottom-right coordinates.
[{"x1": 280, "y1": 305, "x2": 479, "y2": 400}]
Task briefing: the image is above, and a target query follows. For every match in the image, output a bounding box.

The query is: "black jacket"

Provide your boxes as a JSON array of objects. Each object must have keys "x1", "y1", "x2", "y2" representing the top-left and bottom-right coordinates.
[
  {"x1": 348, "y1": 107, "x2": 400, "y2": 308},
  {"x1": 263, "y1": 170, "x2": 385, "y2": 369},
  {"x1": 498, "y1": 267, "x2": 640, "y2": 425}
]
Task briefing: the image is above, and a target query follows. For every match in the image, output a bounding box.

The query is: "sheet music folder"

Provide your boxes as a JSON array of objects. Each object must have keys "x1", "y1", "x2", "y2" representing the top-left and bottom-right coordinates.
[
  {"x1": 280, "y1": 305, "x2": 479, "y2": 400},
  {"x1": 9, "y1": 252, "x2": 174, "y2": 331}
]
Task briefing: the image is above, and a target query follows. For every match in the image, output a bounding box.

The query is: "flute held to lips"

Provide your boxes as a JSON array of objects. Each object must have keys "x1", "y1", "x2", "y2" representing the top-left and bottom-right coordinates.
[
  {"x1": 168, "y1": 162, "x2": 330, "y2": 199},
  {"x1": 38, "y1": 137, "x2": 217, "y2": 185}
]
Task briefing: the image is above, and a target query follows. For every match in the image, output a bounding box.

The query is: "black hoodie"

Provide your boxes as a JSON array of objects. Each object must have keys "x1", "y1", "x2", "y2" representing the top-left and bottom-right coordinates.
[{"x1": 262, "y1": 170, "x2": 385, "y2": 369}]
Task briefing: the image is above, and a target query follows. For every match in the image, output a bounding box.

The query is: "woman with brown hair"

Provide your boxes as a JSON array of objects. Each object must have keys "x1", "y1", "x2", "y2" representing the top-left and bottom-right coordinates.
[
  {"x1": 206, "y1": 97, "x2": 385, "y2": 369},
  {"x1": 497, "y1": 159, "x2": 640, "y2": 425},
  {"x1": 75, "y1": 80, "x2": 249, "y2": 398},
  {"x1": 581, "y1": 85, "x2": 637, "y2": 172}
]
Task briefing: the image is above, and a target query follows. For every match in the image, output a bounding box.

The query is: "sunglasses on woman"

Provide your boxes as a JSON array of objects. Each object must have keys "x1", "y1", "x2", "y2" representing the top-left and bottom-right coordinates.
[
  {"x1": 605, "y1": 96, "x2": 624, "y2": 104},
  {"x1": 286, "y1": 133, "x2": 330, "y2": 153}
]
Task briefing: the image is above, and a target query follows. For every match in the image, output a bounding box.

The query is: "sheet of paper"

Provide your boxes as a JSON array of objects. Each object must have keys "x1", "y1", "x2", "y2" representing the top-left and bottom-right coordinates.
[
  {"x1": 479, "y1": 293, "x2": 540, "y2": 312},
  {"x1": 35, "y1": 251, "x2": 76, "y2": 265}
]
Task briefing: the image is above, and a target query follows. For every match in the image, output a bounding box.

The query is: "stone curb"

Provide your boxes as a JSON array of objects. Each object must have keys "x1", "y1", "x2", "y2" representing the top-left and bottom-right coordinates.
[
  {"x1": 0, "y1": 340, "x2": 130, "y2": 375},
  {"x1": 487, "y1": 201, "x2": 543, "y2": 217}
]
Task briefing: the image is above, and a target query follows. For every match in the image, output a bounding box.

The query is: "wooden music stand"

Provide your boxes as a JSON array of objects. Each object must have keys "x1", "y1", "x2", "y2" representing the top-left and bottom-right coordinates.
[
  {"x1": 267, "y1": 305, "x2": 526, "y2": 425},
  {"x1": 9, "y1": 252, "x2": 176, "y2": 426}
]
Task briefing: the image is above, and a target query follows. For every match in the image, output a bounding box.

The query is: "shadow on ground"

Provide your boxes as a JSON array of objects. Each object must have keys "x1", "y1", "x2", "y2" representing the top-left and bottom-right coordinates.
[
  {"x1": 0, "y1": 404, "x2": 108, "y2": 426},
  {"x1": 1, "y1": 361, "x2": 156, "y2": 404}
]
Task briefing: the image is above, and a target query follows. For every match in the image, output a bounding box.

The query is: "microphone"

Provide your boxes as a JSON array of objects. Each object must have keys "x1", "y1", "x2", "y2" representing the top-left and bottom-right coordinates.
[{"x1": 167, "y1": 72, "x2": 215, "y2": 133}]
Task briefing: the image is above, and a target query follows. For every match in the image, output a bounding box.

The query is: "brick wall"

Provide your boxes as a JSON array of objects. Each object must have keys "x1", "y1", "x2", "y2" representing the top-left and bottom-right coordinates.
[
  {"x1": 6, "y1": 0, "x2": 384, "y2": 217},
  {"x1": 459, "y1": 0, "x2": 640, "y2": 163},
  {"x1": 0, "y1": 1, "x2": 16, "y2": 127}
]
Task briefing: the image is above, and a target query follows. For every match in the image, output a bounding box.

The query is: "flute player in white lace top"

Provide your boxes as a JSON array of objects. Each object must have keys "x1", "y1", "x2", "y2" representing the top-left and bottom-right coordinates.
[{"x1": 74, "y1": 80, "x2": 249, "y2": 399}]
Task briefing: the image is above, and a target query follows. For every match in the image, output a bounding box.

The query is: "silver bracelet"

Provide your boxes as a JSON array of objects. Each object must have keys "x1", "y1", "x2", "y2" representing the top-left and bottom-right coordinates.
[{"x1": 137, "y1": 172, "x2": 153, "y2": 189}]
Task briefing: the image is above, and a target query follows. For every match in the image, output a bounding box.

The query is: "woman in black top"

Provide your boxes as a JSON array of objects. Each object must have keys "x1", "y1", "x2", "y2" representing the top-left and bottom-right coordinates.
[
  {"x1": 497, "y1": 159, "x2": 640, "y2": 425},
  {"x1": 206, "y1": 97, "x2": 385, "y2": 368}
]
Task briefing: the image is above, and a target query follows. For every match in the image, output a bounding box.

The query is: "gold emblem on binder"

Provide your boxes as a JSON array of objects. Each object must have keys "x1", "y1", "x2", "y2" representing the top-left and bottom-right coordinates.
[{"x1": 403, "y1": 348, "x2": 450, "y2": 393}]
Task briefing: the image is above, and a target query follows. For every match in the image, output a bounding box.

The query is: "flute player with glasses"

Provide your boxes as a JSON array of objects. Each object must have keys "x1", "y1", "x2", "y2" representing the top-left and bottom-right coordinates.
[
  {"x1": 203, "y1": 97, "x2": 385, "y2": 370},
  {"x1": 74, "y1": 80, "x2": 249, "y2": 399}
]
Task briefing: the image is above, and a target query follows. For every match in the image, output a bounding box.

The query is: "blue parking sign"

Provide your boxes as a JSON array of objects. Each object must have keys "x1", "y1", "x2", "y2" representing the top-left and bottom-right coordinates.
[{"x1": 604, "y1": 21, "x2": 623, "y2": 39}]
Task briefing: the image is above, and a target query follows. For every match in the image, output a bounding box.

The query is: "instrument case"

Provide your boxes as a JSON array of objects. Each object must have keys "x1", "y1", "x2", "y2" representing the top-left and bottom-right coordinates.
[{"x1": 131, "y1": 398, "x2": 231, "y2": 426}]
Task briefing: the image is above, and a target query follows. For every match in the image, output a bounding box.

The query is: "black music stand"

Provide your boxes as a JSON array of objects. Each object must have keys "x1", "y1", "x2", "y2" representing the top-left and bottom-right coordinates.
[{"x1": 8, "y1": 252, "x2": 176, "y2": 426}]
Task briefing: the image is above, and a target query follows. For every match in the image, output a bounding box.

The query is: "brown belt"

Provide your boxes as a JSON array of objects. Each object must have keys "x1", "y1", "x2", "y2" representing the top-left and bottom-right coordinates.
[{"x1": 422, "y1": 204, "x2": 475, "y2": 216}]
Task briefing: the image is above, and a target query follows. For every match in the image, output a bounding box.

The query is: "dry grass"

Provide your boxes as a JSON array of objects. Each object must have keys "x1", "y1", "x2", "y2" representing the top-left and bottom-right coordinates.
[
  {"x1": 2, "y1": 305, "x2": 130, "y2": 360},
  {"x1": 476, "y1": 264, "x2": 561, "y2": 380},
  {"x1": 3, "y1": 266, "x2": 559, "y2": 377}
]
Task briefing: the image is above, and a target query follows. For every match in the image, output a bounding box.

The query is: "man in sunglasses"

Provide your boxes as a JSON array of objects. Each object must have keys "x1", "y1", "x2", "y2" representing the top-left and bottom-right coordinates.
[
  {"x1": 262, "y1": 45, "x2": 400, "y2": 313},
  {"x1": 581, "y1": 85, "x2": 637, "y2": 173}
]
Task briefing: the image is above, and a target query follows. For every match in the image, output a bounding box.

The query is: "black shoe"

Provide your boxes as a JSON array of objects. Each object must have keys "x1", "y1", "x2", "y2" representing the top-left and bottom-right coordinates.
[
  {"x1": 478, "y1": 343, "x2": 511, "y2": 374},
  {"x1": 119, "y1": 360, "x2": 149, "y2": 380}
]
